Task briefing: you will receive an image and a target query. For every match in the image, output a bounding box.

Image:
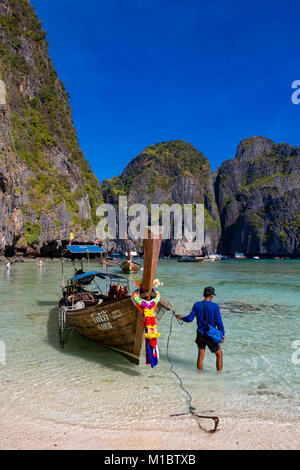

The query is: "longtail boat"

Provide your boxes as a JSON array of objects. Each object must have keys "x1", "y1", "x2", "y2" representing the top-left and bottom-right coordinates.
[
  {"x1": 120, "y1": 258, "x2": 142, "y2": 273},
  {"x1": 58, "y1": 230, "x2": 172, "y2": 364},
  {"x1": 120, "y1": 250, "x2": 142, "y2": 273}
]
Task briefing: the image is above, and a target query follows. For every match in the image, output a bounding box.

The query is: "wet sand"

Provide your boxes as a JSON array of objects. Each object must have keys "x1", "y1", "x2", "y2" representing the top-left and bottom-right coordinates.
[{"x1": 1, "y1": 412, "x2": 299, "y2": 450}]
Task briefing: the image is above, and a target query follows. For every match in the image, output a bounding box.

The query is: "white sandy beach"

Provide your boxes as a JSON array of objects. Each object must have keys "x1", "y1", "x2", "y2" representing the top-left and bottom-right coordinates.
[{"x1": 1, "y1": 410, "x2": 299, "y2": 450}]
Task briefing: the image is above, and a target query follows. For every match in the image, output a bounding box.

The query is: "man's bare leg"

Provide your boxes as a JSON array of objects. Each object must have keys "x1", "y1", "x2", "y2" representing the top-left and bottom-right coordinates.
[
  {"x1": 197, "y1": 348, "x2": 205, "y2": 370},
  {"x1": 215, "y1": 347, "x2": 223, "y2": 371}
]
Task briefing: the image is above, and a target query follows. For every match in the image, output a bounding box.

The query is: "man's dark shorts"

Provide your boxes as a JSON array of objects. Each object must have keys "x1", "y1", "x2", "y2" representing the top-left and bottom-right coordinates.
[{"x1": 195, "y1": 332, "x2": 220, "y2": 353}]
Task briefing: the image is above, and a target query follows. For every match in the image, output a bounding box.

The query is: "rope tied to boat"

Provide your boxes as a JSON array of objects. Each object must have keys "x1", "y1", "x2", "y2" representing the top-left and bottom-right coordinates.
[
  {"x1": 58, "y1": 305, "x2": 74, "y2": 347},
  {"x1": 167, "y1": 304, "x2": 219, "y2": 433}
]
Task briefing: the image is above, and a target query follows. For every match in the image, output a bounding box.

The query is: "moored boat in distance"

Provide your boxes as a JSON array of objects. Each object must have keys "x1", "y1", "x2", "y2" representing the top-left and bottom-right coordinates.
[
  {"x1": 205, "y1": 254, "x2": 222, "y2": 262},
  {"x1": 120, "y1": 250, "x2": 142, "y2": 273},
  {"x1": 178, "y1": 256, "x2": 205, "y2": 263},
  {"x1": 58, "y1": 233, "x2": 171, "y2": 365},
  {"x1": 120, "y1": 259, "x2": 142, "y2": 273},
  {"x1": 234, "y1": 252, "x2": 247, "y2": 259}
]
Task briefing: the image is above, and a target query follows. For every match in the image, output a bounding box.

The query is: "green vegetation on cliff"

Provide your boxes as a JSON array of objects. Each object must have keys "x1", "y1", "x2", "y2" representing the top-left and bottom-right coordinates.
[
  {"x1": 0, "y1": 0, "x2": 102, "y2": 232},
  {"x1": 24, "y1": 220, "x2": 41, "y2": 246},
  {"x1": 105, "y1": 140, "x2": 211, "y2": 198},
  {"x1": 101, "y1": 140, "x2": 221, "y2": 253}
]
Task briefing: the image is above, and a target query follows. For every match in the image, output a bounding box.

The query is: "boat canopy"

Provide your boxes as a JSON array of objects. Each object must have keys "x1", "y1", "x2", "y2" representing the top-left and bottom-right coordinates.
[
  {"x1": 70, "y1": 271, "x2": 127, "y2": 284},
  {"x1": 67, "y1": 245, "x2": 105, "y2": 254}
]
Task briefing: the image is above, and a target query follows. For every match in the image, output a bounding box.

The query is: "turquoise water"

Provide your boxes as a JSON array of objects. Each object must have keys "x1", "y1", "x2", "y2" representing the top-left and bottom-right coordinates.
[{"x1": 0, "y1": 259, "x2": 299, "y2": 441}]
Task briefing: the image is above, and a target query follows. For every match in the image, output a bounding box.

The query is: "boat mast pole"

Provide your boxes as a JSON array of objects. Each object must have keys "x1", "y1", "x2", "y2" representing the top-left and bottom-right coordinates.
[
  {"x1": 141, "y1": 227, "x2": 162, "y2": 300},
  {"x1": 61, "y1": 249, "x2": 66, "y2": 293},
  {"x1": 105, "y1": 250, "x2": 107, "y2": 293}
]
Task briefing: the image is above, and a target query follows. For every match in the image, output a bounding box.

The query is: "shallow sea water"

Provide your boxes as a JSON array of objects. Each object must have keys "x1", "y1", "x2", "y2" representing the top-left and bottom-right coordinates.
[{"x1": 0, "y1": 259, "x2": 299, "y2": 446}]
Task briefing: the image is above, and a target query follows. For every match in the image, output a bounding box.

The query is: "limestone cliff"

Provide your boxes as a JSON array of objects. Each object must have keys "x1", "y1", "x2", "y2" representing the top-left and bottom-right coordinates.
[
  {"x1": 0, "y1": 0, "x2": 102, "y2": 256},
  {"x1": 215, "y1": 136, "x2": 300, "y2": 256},
  {"x1": 100, "y1": 140, "x2": 221, "y2": 256}
]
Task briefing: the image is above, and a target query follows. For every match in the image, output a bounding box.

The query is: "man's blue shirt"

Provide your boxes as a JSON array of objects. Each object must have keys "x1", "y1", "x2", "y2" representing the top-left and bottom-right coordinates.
[{"x1": 182, "y1": 301, "x2": 225, "y2": 336}]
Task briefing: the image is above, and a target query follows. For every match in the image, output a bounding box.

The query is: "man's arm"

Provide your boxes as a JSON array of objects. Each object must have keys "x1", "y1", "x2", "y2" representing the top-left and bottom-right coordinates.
[{"x1": 176, "y1": 304, "x2": 198, "y2": 322}]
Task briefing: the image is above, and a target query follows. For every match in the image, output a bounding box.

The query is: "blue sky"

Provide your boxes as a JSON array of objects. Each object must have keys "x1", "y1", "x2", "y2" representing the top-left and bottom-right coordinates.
[{"x1": 30, "y1": 0, "x2": 300, "y2": 181}]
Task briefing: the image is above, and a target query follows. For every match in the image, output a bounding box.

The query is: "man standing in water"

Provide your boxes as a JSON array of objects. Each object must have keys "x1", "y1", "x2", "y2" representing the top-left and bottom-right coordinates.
[{"x1": 176, "y1": 286, "x2": 225, "y2": 371}]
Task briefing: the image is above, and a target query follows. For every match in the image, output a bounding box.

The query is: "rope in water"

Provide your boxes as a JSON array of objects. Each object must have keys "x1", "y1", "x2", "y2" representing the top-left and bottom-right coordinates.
[
  {"x1": 166, "y1": 311, "x2": 195, "y2": 411},
  {"x1": 166, "y1": 305, "x2": 219, "y2": 433}
]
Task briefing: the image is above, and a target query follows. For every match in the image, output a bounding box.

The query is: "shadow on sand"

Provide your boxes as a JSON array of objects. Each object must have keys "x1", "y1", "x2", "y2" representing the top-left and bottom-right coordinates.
[{"x1": 46, "y1": 305, "x2": 141, "y2": 377}]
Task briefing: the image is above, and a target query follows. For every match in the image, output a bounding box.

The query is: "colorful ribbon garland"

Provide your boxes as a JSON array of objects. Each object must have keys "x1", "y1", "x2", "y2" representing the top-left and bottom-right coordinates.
[{"x1": 132, "y1": 288, "x2": 161, "y2": 368}]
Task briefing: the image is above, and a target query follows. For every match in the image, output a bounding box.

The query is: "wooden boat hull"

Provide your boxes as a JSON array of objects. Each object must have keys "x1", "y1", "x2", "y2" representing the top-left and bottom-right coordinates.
[
  {"x1": 178, "y1": 257, "x2": 205, "y2": 263},
  {"x1": 120, "y1": 260, "x2": 141, "y2": 273},
  {"x1": 65, "y1": 296, "x2": 171, "y2": 365}
]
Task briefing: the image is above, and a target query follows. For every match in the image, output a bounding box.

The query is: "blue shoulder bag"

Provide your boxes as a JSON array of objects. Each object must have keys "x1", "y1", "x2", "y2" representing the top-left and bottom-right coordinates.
[{"x1": 203, "y1": 301, "x2": 223, "y2": 344}]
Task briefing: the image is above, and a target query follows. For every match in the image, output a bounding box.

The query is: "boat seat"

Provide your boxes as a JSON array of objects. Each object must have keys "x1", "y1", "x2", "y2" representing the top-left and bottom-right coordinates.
[{"x1": 67, "y1": 290, "x2": 96, "y2": 306}]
